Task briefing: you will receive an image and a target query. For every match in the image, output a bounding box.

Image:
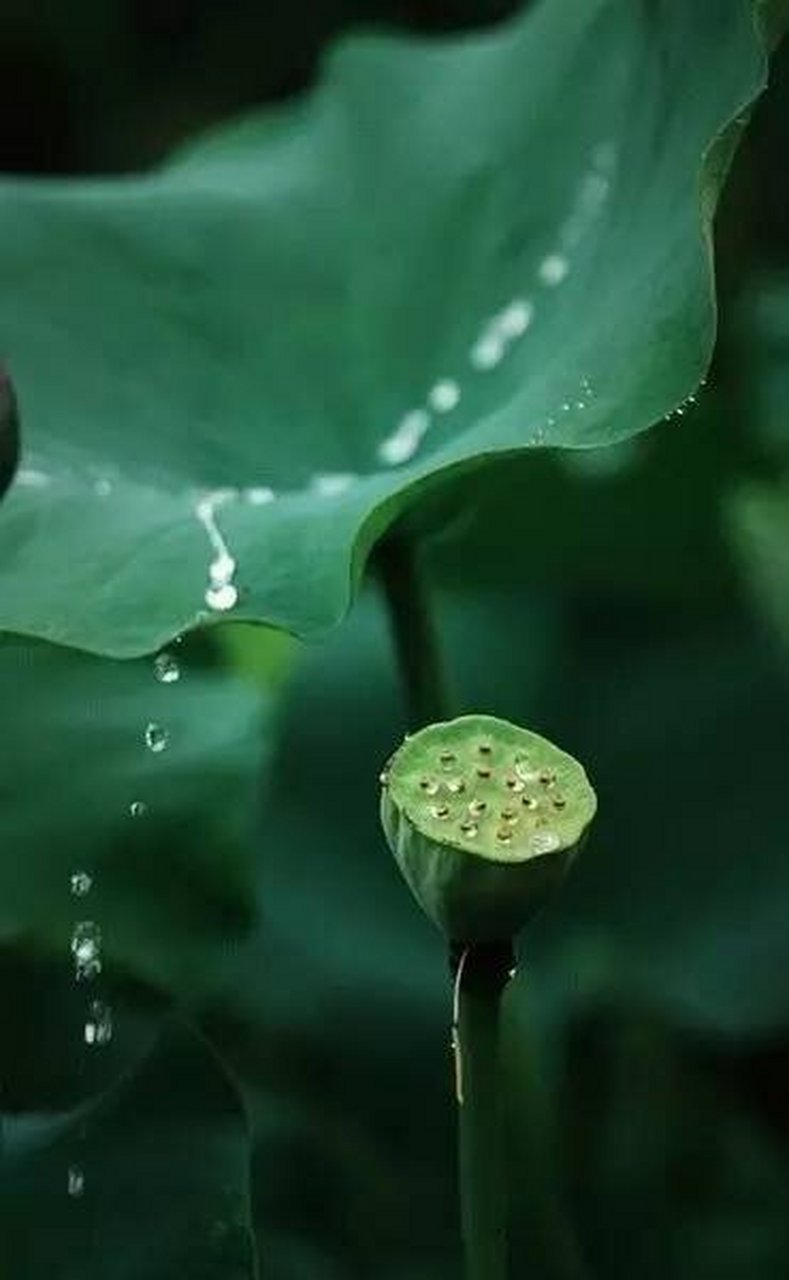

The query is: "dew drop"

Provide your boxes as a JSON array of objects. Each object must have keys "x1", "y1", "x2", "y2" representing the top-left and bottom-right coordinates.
[
  {"x1": 538, "y1": 254, "x2": 570, "y2": 286},
  {"x1": 205, "y1": 582, "x2": 239, "y2": 612},
  {"x1": 84, "y1": 1000, "x2": 113, "y2": 1047},
  {"x1": 470, "y1": 334, "x2": 505, "y2": 371},
  {"x1": 378, "y1": 410, "x2": 430, "y2": 466},
  {"x1": 496, "y1": 299, "x2": 534, "y2": 339},
  {"x1": 311, "y1": 472, "x2": 356, "y2": 497},
  {"x1": 129, "y1": 800, "x2": 147, "y2": 818},
  {"x1": 209, "y1": 552, "x2": 236, "y2": 586},
  {"x1": 67, "y1": 1166, "x2": 85, "y2": 1198},
  {"x1": 70, "y1": 871, "x2": 92, "y2": 897},
  {"x1": 144, "y1": 723, "x2": 168, "y2": 754},
  {"x1": 153, "y1": 652, "x2": 180, "y2": 684},
  {"x1": 515, "y1": 762, "x2": 539, "y2": 783},
  {"x1": 245, "y1": 486, "x2": 275, "y2": 506},
  {"x1": 428, "y1": 380, "x2": 460, "y2": 413}
]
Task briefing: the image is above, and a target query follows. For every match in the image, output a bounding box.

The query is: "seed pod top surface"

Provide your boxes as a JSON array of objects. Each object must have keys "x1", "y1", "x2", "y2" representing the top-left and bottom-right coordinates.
[
  {"x1": 380, "y1": 714, "x2": 597, "y2": 941},
  {"x1": 384, "y1": 715, "x2": 595, "y2": 862}
]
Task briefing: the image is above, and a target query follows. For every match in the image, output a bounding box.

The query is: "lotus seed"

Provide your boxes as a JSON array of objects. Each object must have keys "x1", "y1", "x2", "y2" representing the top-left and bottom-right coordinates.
[
  {"x1": 439, "y1": 751, "x2": 457, "y2": 765},
  {"x1": 468, "y1": 799, "x2": 487, "y2": 817},
  {"x1": 522, "y1": 796, "x2": 539, "y2": 811},
  {"x1": 476, "y1": 767, "x2": 492, "y2": 779},
  {"x1": 478, "y1": 743, "x2": 492, "y2": 755},
  {"x1": 496, "y1": 826, "x2": 513, "y2": 843},
  {"x1": 552, "y1": 795, "x2": 567, "y2": 809},
  {"x1": 460, "y1": 821, "x2": 479, "y2": 837},
  {"x1": 430, "y1": 804, "x2": 450, "y2": 820},
  {"x1": 505, "y1": 775, "x2": 525, "y2": 792},
  {"x1": 447, "y1": 777, "x2": 466, "y2": 794},
  {"x1": 539, "y1": 770, "x2": 555, "y2": 786},
  {"x1": 420, "y1": 778, "x2": 440, "y2": 795}
]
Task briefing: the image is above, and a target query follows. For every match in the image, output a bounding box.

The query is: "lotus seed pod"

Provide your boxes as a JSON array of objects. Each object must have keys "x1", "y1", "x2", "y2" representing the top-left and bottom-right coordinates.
[{"x1": 380, "y1": 714, "x2": 596, "y2": 943}]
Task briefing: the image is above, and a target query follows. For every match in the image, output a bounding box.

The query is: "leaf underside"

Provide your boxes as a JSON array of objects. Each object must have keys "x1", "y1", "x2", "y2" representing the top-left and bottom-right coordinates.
[{"x1": 0, "y1": 0, "x2": 778, "y2": 655}]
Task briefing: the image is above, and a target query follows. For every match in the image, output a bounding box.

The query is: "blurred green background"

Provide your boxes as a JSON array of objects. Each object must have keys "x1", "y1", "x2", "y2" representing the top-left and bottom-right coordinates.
[{"x1": 1, "y1": 3, "x2": 789, "y2": 1277}]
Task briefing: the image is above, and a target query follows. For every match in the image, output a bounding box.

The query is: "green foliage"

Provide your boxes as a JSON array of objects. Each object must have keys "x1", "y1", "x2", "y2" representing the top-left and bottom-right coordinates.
[
  {"x1": 1, "y1": 1, "x2": 788, "y2": 1277},
  {"x1": 0, "y1": 0, "x2": 776, "y2": 654}
]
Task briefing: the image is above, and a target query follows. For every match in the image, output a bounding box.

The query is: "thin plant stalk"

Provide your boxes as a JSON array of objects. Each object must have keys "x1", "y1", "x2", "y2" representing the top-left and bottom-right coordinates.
[
  {"x1": 374, "y1": 532, "x2": 451, "y2": 727},
  {"x1": 452, "y1": 942, "x2": 513, "y2": 1280}
]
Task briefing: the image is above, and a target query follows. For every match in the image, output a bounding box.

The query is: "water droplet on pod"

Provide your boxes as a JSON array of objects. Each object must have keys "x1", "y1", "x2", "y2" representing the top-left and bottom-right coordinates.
[{"x1": 530, "y1": 831, "x2": 561, "y2": 855}]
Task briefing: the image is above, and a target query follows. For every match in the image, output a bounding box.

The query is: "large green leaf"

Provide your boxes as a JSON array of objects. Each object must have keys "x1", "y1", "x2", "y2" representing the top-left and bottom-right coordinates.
[{"x1": 0, "y1": 0, "x2": 779, "y2": 654}]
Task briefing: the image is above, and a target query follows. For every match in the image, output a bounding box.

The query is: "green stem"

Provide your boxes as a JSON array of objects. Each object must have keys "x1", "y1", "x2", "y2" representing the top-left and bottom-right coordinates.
[
  {"x1": 452, "y1": 941, "x2": 513, "y2": 1280},
  {"x1": 374, "y1": 533, "x2": 451, "y2": 728}
]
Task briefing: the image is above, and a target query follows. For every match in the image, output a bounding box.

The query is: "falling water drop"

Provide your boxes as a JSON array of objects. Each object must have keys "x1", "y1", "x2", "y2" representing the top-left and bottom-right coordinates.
[
  {"x1": 67, "y1": 1166, "x2": 85, "y2": 1198},
  {"x1": 470, "y1": 333, "x2": 505, "y2": 371},
  {"x1": 153, "y1": 652, "x2": 180, "y2": 684},
  {"x1": 71, "y1": 921, "x2": 102, "y2": 981},
  {"x1": 144, "y1": 723, "x2": 168, "y2": 754},
  {"x1": 84, "y1": 1000, "x2": 113, "y2": 1047},
  {"x1": 70, "y1": 871, "x2": 92, "y2": 897},
  {"x1": 129, "y1": 800, "x2": 147, "y2": 818}
]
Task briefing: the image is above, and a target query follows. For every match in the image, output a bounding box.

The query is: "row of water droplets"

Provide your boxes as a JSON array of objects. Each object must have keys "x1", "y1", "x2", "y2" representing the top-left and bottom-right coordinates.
[
  {"x1": 66, "y1": 645, "x2": 180, "y2": 1199},
  {"x1": 189, "y1": 142, "x2": 617, "y2": 617}
]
